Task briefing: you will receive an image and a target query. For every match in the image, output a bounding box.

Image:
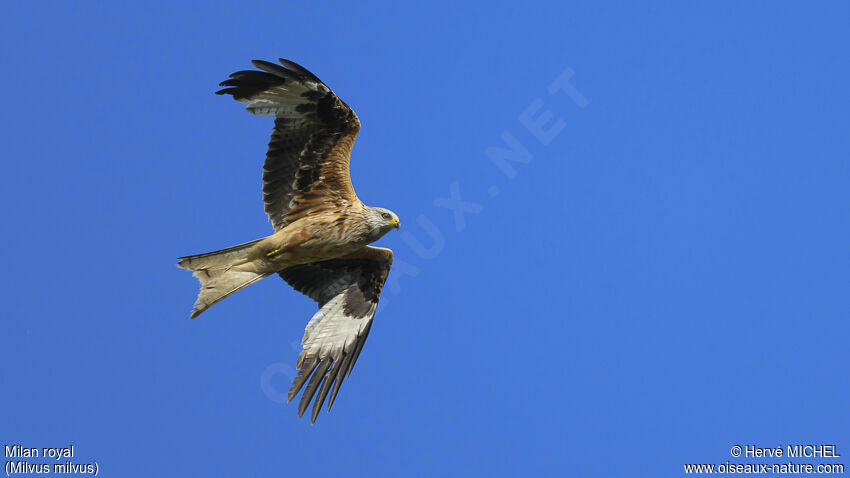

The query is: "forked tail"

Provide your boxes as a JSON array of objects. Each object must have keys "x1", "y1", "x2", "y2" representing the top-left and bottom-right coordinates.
[{"x1": 177, "y1": 238, "x2": 270, "y2": 319}]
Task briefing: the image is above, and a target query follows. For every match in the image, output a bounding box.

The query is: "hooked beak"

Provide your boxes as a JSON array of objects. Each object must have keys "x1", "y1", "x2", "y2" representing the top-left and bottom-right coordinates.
[{"x1": 386, "y1": 218, "x2": 400, "y2": 230}]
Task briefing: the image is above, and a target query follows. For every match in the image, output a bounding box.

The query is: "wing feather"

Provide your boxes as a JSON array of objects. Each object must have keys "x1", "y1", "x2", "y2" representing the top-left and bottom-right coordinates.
[
  {"x1": 216, "y1": 59, "x2": 361, "y2": 230},
  {"x1": 311, "y1": 360, "x2": 339, "y2": 422},
  {"x1": 327, "y1": 351, "x2": 353, "y2": 411},
  {"x1": 278, "y1": 58, "x2": 324, "y2": 84},
  {"x1": 278, "y1": 246, "x2": 393, "y2": 423},
  {"x1": 298, "y1": 359, "x2": 331, "y2": 418},
  {"x1": 289, "y1": 357, "x2": 318, "y2": 398}
]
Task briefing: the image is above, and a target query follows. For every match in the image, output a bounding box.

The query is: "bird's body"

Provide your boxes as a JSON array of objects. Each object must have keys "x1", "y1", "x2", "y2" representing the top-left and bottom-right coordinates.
[
  {"x1": 253, "y1": 206, "x2": 380, "y2": 267},
  {"x1": 177, "y1": 58, "x2": 400, "y2": 423}
]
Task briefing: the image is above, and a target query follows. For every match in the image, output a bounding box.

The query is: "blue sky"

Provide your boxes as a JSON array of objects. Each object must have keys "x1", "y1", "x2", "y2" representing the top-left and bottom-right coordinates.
[{"x1": 2, "y1": 1, "x2": 848, "y2": 476}]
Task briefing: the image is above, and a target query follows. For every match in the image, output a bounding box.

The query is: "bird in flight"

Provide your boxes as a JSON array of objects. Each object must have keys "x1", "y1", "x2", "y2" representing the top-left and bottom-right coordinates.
[{"x1": 177, "y1": 58, "x2": 400, "y2": 424}]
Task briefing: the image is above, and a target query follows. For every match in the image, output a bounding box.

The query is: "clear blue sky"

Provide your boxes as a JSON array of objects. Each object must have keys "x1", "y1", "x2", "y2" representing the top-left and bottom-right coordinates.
[{"x1": 2, "y1": 1, "x2": 848, "y2": 476}]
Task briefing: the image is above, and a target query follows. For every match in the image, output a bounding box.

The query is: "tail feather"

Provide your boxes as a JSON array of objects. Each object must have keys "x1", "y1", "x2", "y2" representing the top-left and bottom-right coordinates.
[
  {"x1": 177, "y1": 238, "x2": 263, "y2": 271},
  {"x1": 177, "y1": 239, "x2": 269, "y2": 319},
  {"x1": 188, "y1": 268, "x2": 270, "y2": 318}
]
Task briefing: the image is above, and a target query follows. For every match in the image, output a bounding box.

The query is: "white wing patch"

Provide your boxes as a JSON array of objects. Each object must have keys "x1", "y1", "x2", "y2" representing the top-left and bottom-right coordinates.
[
  {"x1": 301, "y1": 294, "x2": 374, "y2": 360},
  {"x1": 239, "y1": 81, "x2": 329, "y2": 119}
]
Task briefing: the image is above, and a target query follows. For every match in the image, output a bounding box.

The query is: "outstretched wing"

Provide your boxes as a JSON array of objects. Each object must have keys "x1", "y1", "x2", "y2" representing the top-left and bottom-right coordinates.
[
  {"x1": 278, "y1": 246, "x2": 393, "y2": 424},
  {"x1": 217, "y1": 59, "x2": 361, "y2": 230}
]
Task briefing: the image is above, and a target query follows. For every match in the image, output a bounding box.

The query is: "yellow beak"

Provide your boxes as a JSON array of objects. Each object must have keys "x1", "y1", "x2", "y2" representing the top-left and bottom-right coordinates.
[{"x1": 385, "y1": 218, "x2": 400, "y2": 229}]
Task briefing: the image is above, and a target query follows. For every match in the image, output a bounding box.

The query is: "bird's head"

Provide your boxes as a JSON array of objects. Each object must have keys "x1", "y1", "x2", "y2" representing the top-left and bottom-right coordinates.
[{"x1": 367, "y1": 207, "x2": 401, "y2": 237}]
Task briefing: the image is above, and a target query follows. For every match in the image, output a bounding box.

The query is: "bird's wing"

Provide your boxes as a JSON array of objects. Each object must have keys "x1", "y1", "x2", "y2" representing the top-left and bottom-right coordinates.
[
  {"x1": 277, "y1": 246, "x2": 393, "y2": 423},
  {"x1": 217, "y1": 59, "x2": 361, "y2": 230}
]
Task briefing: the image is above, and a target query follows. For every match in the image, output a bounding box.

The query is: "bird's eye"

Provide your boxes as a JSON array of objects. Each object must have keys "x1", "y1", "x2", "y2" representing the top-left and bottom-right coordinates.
[{"x1": 381, "y1": 212, "x2": 391, "y2": 219}]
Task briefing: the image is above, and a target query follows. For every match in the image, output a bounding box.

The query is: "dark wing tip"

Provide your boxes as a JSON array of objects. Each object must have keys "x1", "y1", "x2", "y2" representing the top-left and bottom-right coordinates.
[
  {"x1": 297, "y1": 359, "x2": 331, "y2": 418},
  {"x1": 287, "y1": 357, "x2": 318, "y2": 403},
  {"x1": 327, "y1": 351, "x2": 353, "y2": 412},
  {"x1": 251, "y1": 59, "x2": 282, "y2": 70},
  {"x1": 279, "y1": 58, "x2": 324, "y2": 84},
  {"x1": 215, "y1": 65, "x2": 287, "y2": 99},
  {"x1": 251, "y1": 59, "x2": 301, "y2": 82}
]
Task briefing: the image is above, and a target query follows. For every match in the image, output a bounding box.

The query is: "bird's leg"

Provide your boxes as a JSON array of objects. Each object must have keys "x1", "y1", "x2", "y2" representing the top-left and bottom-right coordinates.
[{"x1": 266, "y1": 247, "x2": 286, "y2": 258}]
